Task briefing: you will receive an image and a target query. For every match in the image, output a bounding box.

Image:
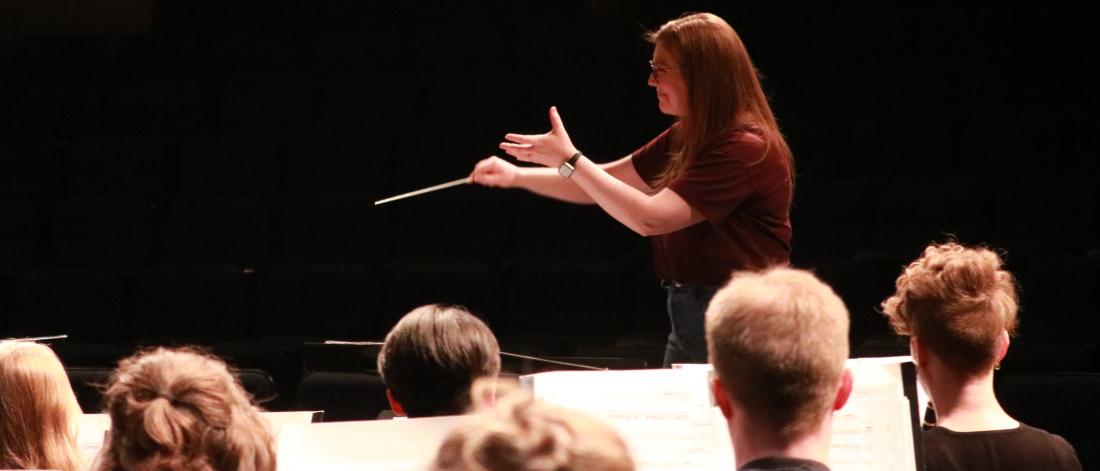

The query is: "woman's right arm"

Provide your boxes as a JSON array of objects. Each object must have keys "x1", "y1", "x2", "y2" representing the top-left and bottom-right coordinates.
[{"x1": 470, "y1": 155, "x2": 651, "y2": 205}]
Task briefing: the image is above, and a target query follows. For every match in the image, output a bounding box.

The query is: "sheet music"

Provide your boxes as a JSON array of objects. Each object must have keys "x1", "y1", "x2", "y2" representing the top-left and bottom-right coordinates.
[
  {"x1": 74, "y1": 359, "x2": 919, "y2": 470},
  {"x1": 77, "y1": 413, "x2": 112, "y2": 466},
  {"x1": 522, "y1": 368, "x2": 733, "y2": 471},
  {"x1": 276, "y1": 415, "x2": 468, "y2": 471},
  {"x1": 523, "y1": 358, "x2": 919, "y2": 471},
  {"x1": 829, "y1": 357, "x2": 917, "y2": 471}
]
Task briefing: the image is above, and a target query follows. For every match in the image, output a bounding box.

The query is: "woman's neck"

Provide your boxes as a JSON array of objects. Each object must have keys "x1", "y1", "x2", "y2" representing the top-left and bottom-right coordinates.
[{"x1": 926, "y1": 365, "x2": 1018, "y2": 432}]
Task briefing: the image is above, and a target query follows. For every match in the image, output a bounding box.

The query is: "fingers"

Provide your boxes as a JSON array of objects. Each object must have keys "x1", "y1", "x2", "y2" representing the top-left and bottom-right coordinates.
[
  {"x1": 499, "y1": 142, "x2": 533, "y2": 161},
  {"x1": 503, "y1": 133, "x2": 536, "y2": 145},
  {"x1": 548, "y1": 106, "x2": 566, "y2": 134},
  {"x1": 470, "y1": 156, "x2": 501, "y2": 186},
  {"x1": 473, "y1": 156, "x2": 497, "y2": 171}
]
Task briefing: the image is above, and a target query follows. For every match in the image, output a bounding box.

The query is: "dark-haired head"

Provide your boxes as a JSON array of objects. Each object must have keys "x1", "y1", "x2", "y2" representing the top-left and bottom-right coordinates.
[{"x1": 378, "y1": 304, "x2": 501, "y2": 418}]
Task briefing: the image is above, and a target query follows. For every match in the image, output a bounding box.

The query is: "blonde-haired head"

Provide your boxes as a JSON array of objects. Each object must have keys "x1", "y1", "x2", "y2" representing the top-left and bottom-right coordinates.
[
  {"x1": 0, "y1": 341, "x2": 85, "y2": 471},
  {"x1": 705, "y1": 267, "x2": 849, "y2": 441}
]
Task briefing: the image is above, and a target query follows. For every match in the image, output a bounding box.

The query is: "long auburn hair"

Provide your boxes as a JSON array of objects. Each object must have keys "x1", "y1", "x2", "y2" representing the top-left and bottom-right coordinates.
[
  {"x1": 0, "y1": 341, "x2": 86, "y2": 471},
  {"x1": 647, "y1": 13, "x2": 794, "y2": 189},
  {"x1": 96, "y1": 347, "x2": 276, "y2": 471}
]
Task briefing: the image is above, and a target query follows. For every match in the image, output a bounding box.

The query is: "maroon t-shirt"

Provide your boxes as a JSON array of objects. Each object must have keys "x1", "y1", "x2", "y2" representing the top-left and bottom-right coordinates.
[{"x1": 631, "y1": 126, "x2": 792, "y2": 286}]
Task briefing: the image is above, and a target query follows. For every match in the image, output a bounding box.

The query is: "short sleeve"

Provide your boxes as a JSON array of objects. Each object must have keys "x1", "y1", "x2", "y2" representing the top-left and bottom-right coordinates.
[
  {"x1": 630, "y1": 127, "x2": 673, "y2": 186},
  {"x1": 666, "y1": 132, "x2": 768, "y2": 222}
]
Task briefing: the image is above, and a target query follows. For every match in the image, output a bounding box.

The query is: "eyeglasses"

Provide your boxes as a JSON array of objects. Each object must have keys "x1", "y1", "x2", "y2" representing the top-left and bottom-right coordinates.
[{"x1": 649, "y1": 60, "x2": 680, "y2": 80}]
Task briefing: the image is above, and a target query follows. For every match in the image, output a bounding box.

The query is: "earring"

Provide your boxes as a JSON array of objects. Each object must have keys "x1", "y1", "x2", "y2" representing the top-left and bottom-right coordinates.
[{"x1": 994, "y1": 362, "x2": 1001, "y2": 371}]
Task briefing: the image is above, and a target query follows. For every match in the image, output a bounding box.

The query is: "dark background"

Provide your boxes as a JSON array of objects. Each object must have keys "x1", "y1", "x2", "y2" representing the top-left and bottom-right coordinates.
[{"x1": 1, "y1": 0, "x2": 1098, "y2": 455}]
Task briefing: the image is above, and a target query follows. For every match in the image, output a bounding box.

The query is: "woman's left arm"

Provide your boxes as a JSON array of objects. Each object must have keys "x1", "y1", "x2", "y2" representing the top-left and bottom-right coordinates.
[
  {"x1": 501, "y1": 107, "x2": 704, "y2": 236},
  {"x1": 570, "y1": 155, "x2": 702, "y2": 236}
]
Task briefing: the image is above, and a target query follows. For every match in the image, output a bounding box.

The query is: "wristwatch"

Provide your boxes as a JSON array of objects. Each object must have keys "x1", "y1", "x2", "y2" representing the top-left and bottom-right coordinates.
[{"x1": 558, "y1": 152, "x2": 583, "y2": 178}]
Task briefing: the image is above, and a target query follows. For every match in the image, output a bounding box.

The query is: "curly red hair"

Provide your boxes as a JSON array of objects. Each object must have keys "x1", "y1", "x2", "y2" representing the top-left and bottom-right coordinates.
[{"x1": 881, "y1": 243, "x2": 1019, "y2": 374}]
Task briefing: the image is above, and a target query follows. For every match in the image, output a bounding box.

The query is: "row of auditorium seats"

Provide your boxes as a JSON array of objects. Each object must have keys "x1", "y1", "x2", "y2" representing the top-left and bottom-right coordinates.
[
  {"x1": 3, "y1": 132, "x2": 1098, "y2": 198},
  {"x1": 3, "y1": 255, "x2": 1097, "y2": 346},
  {"x1": 0, "y1": 260, "x2": 650, "y2": 343},
  {"x1": 2, "y1": 177, "x2": 1097, "y2": 269},
  {"x1": 2, "y1": 29, "x2": 1097, "y2": 184}
]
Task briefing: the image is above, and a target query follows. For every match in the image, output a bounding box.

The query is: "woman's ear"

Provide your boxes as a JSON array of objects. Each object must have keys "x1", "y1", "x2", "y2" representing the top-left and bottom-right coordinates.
[{"x1": 995, "y1": 330, "x2": 1010, "y2": 363}]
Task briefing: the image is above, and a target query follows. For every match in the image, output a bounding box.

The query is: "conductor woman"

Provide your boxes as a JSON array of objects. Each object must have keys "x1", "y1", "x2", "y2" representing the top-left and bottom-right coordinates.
[{"x1": 470, "y1": 13, "x2": 794, "y2": 366}]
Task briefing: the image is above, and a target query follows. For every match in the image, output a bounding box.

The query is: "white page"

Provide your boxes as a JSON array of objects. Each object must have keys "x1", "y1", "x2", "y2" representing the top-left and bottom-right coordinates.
[
  {"x1": 525, "y1": 359, "x2": 918, "y2": 471},
  {"x1": 829, "y1": 357, "x2": 917, "y2": 471},
  {"x1": 77, "y1": 413, "x2": 112, "y2": 466},
  {"x1": 262, "y1": 410, "x2": 323, "y2": 435},
  {"x1": 276, "y1": 415, "x2": 467, "y2": 471},
  {"x1": 522, "y1": 368, "x2": 733, "y2": 471}
]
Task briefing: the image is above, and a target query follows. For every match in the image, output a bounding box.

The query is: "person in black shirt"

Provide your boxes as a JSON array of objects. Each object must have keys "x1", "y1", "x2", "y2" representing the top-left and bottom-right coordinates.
[
  {"x1": 705, "y1": 268, "x2": 852, "y2": 471},
  {"x1": 923, "y1": 424, "x2": 1080, "y2": 470},
  {"x1": 881, "y1": 243, "x2": 1082, "y2": 471}
]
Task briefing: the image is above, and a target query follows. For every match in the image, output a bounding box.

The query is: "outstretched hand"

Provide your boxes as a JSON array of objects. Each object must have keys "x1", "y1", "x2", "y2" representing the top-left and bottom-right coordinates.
[{"x1": 499, "y1": 106, "x2": 579, "y2": 168}]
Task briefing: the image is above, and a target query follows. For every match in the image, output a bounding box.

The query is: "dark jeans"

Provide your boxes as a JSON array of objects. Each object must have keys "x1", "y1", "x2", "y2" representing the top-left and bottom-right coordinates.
[{"x1": 662, "y1": 281, "x2": 718, "y2": 367}]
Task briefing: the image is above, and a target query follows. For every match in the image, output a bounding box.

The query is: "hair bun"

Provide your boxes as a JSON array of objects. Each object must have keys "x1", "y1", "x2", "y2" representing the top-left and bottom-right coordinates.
[{"x1": 141, "y1": 393, "x2": 191, "y2": 453}]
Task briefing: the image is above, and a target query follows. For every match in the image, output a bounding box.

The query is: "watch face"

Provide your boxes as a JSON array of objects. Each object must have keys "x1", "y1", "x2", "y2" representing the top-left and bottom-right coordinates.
[{"x1": 558, "y1": 162, "x2": 575, "y2": 178}]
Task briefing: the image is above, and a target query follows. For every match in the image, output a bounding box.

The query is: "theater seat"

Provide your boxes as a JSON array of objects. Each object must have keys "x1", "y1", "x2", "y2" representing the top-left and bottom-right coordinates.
[
  {"x1": 65, "y1": 138, "x2": 168, "y2": 197},
  {"x1": 159, "y1": 195, "x2": 273, "y2": 267},
  {"x1": 66, "y1": 366, "x2": 113, "y2": 413},
  {"x1": 258, "y1": 263, "x2": 379, "y2": 340},
  {"x1": 0, "y1": 196, "x2": 37, "y2": 265},
  {"x1": 0, "y1": 141, "x2": 59, "y2": 202},
  {"x1": 132, "y1": 265, "x2": 253, "y2": 342},
  {"x1": 383, "y1": 259, "x2": 500, "y2": 335},
  {"x1": 278, "y1": 195, "x2": 382, "y2": 265},
  {"x1": 176, "y1": 135, "x2": 284, "y2": 196},
  {"x1": 294, "y1": 372, "x2": 390, "y2": 422},
  {"x1": 49, "y1": 196, "x2": 156, "y2": 267},
  {"x1": 10, "y1": 267, "x2": 129, "y2": 342},
  {"x1": 236, "y1": 368, "x2": 279, "y2": 406},
  {"x1": 808, "y1": 258, "x2": 900, "y2": 349},
  {"x1": 865, "y1": 177, "x2": 993, "y2": 255},
  {"x1": 66, "y1": 366, "x2": 280, "y2": 414},
  {"x1": 992, "y1": 176, "x2": 1094, "y2": 258},
  {"x1": 790, "y1": 178, "x2": 877, "y2": 262},
  {"x1": 1014, "y1": 257, "x2": 1099, "y2": 343},
  {"x1": 510, "y1": 194, "x2": 630, "y2": 263},
  {"x1": 502, "y1": 259, "x2": 627, "y2": 344}
]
